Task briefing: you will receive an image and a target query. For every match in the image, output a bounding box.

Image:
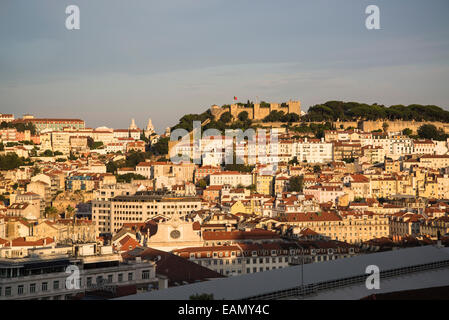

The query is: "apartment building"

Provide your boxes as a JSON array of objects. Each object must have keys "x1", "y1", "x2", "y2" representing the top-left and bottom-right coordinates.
[
  {"x1": 361, "y1": 145, "x2": 385, "y2": 164},
  {"x1": 413, "y1": 140, "x2": 435, "y2": 155},
  {"x1": 106, "y1": 191, "x2": 201, "y2": 234},
  {"x1": 256, "y1": 175, "x2": 274, "y2": 195},
  {"x1": 333, "y1": 141, "x2": 362, "y2": 161},
  {"x1": 92, "y1": 184, "x2": 141, "y2": 236},
  {"x1": 136, "y1": 161, "x2": 196, "y2": 183},
  {"x1": 284, "y1": 211, "x2": 389, "y2": 244},
  {"x1": 419, "y1": 155, "x2": 449, "y2": 170},
  {"x1": 195, "y1": 165, "x2": 221, "y2": 183},
  {"x1": 293, "y1": 138, "x2": 333, "y2": 163},
  {"x1": 14, "y1": 118, "x2": 85, "y2": 132},
  {"x1": 303, "y1": 186, "x2": 345, "y2": 204}
]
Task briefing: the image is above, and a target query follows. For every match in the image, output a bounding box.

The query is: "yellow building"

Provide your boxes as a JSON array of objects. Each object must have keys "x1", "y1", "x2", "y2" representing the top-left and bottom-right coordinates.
[
  {"x1": 256, "y1": 175, "x2": 273, "y2": 195},
  {"x1": 285, "y1": 211, "x2": 389, "y2": 244}
]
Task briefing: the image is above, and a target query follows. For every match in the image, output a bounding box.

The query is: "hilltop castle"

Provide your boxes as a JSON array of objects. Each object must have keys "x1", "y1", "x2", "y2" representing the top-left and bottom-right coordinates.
[{"x1": 210, "y1": 100, "x2": 301, "y2": 121}]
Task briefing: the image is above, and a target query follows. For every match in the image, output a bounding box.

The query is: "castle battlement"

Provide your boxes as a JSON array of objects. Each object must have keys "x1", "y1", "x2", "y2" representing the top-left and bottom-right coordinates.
[{"x1": 210, "y1": 100, "x2": 301, "y2": 121}]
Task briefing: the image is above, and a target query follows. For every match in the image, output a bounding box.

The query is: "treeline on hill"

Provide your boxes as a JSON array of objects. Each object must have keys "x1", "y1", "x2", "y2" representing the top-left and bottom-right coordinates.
[
  {"x1": 303, "y1": 101, "x2": 449, "y2": 122},
  {"x1": 171, "y1": 109, "x2": 257, "y2": 133},
  {"x1": 0, "y1": 121, "x2": 37, "y2": 135}
]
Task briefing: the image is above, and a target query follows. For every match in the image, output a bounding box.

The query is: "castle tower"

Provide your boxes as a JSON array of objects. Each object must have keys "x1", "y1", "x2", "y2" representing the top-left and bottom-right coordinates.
[
  {"x1": 287, "y1": 100, "x2": 301, "y2": 115},
  {"x1": 253, "y1": 103, "x2": 260, "y2": 120}
]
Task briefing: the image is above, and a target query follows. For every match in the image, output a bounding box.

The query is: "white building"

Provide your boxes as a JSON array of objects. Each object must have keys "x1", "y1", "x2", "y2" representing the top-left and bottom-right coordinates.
[
  {"x1": 293, "y1": 138, "x2": 333, "y2": 163},
  {"x1": 210, "y1": 172, "x2": 253, "y2": 187}
]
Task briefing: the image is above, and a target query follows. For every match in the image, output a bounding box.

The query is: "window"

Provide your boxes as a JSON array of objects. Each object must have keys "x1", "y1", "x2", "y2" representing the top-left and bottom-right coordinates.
[
  {"x1": 107, "y1": 275, "x2": 113, "y2": 283},
  {"x1": 87, "y1": 277, "x2": 92, "y2": 287},
  {"x1": 118, "y1": 273, "x2": 123, "y2": 282},
  {"x1": 18, "y1": 285, "x2": 24, "y2": 295},
  {"x1": 42, "y1": 282, "x2": 48, "y2": 292},
  {"x1": 128, "y1": 272, "x2": 133, "y2": 281},
  {"x1": 142, "y1": 270, "x2": 150, "y2": 280},
  {"x1": 53, "y1": 281, "x2": 59, "y2": 290},
  {"x1": 30, "y1": 283, "x2": 36, "y2": 294},
  {"x1": 5, "y1": 287, "x2": 11, "y2": 297}
]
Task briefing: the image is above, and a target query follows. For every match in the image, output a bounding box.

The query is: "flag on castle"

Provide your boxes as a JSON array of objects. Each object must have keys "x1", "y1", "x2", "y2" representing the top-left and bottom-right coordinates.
[{"x1": 234, "y1": 96, "x2": 237, "y2": 100}]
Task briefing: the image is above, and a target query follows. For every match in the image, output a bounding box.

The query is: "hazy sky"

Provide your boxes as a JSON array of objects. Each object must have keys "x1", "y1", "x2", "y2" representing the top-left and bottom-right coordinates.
[{"x1": 1, "y1": 0, "x2": 449, "y2": 132}]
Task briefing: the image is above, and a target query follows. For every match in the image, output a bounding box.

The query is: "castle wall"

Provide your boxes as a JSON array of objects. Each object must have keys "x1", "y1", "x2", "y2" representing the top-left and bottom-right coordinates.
[
  {"x1": 361, "y1": 120, "x2": 449, "y2": 134},
  {"x1": 211, "y1": 100, "x2": 301, "y2": 121}
]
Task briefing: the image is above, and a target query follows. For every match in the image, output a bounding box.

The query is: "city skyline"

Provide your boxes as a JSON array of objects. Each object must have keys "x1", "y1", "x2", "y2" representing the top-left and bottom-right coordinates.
[{"x1": 1, "y1": 0, "x2": 449, "y2": 132}]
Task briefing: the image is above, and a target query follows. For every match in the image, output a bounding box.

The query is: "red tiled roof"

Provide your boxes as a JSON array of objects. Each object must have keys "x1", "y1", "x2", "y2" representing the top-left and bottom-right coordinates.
[
  {"x1": 203, "y1": 229, "x2": 280, "y2": 241},
  {"x1": 285, "y1": 211, "x2": 342, "y2": 222}
]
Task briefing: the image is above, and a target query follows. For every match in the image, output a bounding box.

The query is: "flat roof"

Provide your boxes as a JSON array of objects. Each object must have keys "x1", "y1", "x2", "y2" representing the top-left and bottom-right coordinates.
[{"x1": 117, "y1": 245, "x2": 449, "y2": 300}]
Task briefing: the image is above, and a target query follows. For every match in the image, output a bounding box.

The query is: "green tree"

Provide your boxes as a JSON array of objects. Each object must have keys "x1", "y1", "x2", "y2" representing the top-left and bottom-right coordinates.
[
  {"x1": 0, "y1": 154, "x2": 25, "y2": 170},
  {"x1": 402, "y1": 128, "x2": 413, "y2": 136},
  {"x1": 31, "y1": 166, "x2": 41, "y2": 176},
  {"x1": 224, "y1": 163, "x2": 254, "y2": 173},
  {"x1": 288, "y1": 156, "x2": 299, "y2": 165},
  {"x1": 281, "y1": 113, "x2": 300, "y2": 123},
  {"x1": 151, "y1": 137, "x2": 169, "y2": 155},
  {"x1": 45, "y1": 206, "x2": 59, "y2": 220},
  {"x1": 41, "y1": 150, "x2": 54, "y2": 157},
  {"x1": 263, "y1": 110, "x2": 285, "y2": 122},
  {"x1": 246, "y1": 184, "x2": 256, "y2": 192},
  {"x1": 116, "y1": 173, "x2": 147, "y2": 183},
  {"x1": 66, "y1": 205, "x2": 75, "y2": 218},
  {"x1": 196, "y1": 179, "x2": 207, "y2": 189},
  {"x1": 238, "y1": 111, "x2": 249, "y2": 122},
  {"x1": 106, "y1": 161, "x2": 118, "y2": 174},
  {"x1": 287, "y1": 175, "x2": 304, "y2": 192},
  {"x1": 125, "y1": 151, "x2": 147, "y2": 167},
  {"x1": 417, "y1": 124, "x2": 447, "y2": 140},
  {"x1": 220, "y1": 112, "x2": 233, "y2": 123},
  {"x1": 69, "y1": 152, "x2": 78, "y2": 161},
  {"x1": 87, "y1": 137, "x2": 104, "y2": 150}
]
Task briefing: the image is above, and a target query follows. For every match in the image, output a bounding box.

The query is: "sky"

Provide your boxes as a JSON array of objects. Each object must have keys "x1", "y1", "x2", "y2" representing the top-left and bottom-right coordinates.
[{"x1": 1, "y1": 0, "x2": 449, "y2": 132}]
